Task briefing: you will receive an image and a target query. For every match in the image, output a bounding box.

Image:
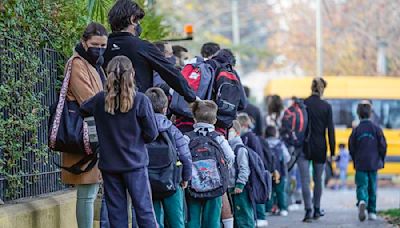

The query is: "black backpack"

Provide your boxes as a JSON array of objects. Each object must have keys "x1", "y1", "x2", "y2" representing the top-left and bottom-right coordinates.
[
  {"x1": 234, "y1": 145, "x2": 272, "y2": 204},
  {"x1": 213, "y1": 67, "x2": 242, "y2": 129},
  {"x1": 186, "y1": 131, "x2": 229, "y2": 199},
  {"x1": 258, "y1": 136, "x2": 276, "y2": 173},
  {"x1": 146, "y1": 131, "x2": 182, "y2": 200},
  {"x1": 281, "y1": 101, "x2": 308, "y2": 148}
]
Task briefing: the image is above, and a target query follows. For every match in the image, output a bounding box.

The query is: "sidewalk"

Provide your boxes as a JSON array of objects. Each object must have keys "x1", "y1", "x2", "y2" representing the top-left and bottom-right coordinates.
[{"x1": 267, "y1": 188, "x2": 399, "y2": 228}]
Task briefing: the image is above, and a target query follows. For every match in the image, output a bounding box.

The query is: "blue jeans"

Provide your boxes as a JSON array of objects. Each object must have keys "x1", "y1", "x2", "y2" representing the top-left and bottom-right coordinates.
[{"x1": 76, "y1": 184, "x2": 99, "y2": 228}]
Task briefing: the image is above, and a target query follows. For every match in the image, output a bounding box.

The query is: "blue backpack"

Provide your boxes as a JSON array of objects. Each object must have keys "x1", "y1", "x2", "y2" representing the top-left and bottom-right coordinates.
[
  {"x1": 170, "y1": 57, "x2": 215, "y2": 118},
  {"x1": 234, "y1": 145, "x2": 272, "y2": 204}
]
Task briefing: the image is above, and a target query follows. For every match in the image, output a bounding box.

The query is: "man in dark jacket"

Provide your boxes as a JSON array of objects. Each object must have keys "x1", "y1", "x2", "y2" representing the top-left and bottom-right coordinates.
[
  {"x1": 103, "y1": 0, "x2": 196, "y2": 103},
  {"x1": 349, "y1": 102, "x2": 386, "y2": 222},
  {"x1": 298, "y1": 77, "x2": 336, "y2": 222},
  {"x1": 243, "y1": 86, "x2": 264, "y2": 136}
]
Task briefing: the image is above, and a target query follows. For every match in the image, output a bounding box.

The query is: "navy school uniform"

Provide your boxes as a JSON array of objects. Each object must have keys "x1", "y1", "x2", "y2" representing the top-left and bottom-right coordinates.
[{"x1": 81, "y1": 91, "x2": 159, "y2": 228}]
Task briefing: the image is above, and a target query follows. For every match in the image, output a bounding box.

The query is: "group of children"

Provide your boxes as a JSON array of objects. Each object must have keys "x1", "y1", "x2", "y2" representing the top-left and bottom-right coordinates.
[{"x1": 83, "y1": 55, "x2": 387, "y2": 227}]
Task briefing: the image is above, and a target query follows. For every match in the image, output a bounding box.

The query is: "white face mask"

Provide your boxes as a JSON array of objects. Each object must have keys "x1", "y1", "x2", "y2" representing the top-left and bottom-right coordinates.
[{"x1": 228, "y1": 130, "x2": 237, "y2": 140}]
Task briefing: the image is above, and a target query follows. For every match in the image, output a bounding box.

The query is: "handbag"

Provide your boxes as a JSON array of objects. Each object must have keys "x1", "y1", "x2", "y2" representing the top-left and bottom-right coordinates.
[{"x1": 48, "y1": 57, "x2": 97, "y2": 174}]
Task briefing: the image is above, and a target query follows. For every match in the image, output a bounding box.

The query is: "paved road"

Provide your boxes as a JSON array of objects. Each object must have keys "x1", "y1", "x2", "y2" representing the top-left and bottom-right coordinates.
[{"x1": 267, "y1": 188, "x2": 399, "y2": 228}]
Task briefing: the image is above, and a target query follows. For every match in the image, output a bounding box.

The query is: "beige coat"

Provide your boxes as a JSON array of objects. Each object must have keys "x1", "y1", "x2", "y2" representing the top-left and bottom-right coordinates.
[{"x1": 61, "y1": 53, "x2": 103, "y2": 185}]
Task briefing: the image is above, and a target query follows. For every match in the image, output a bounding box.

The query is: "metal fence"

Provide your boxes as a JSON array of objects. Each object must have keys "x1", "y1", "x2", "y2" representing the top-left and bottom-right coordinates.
[{"x1": 0, "y1": 37, "x2": 68, "y2": 202}]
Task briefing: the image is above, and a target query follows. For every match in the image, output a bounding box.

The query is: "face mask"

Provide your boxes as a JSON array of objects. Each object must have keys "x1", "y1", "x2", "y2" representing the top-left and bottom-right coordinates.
[
  {"x1": 86, "y1": 47, "x2": 106, "y2": 65},
  {"x1": 135, "y1": 23, "x2": 142, "y2": 37},
  {"x1": 228, "y1": 130, "x2": 237, "y2": 140},
  {"x1": 183, "y1": 59, "x2": 191, "y2": 66}
]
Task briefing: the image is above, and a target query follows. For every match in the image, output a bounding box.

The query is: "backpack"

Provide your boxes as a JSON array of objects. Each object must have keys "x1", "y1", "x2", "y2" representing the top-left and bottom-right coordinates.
[
  {"x1": 214, "y1": 67, "x2": 243, "y2": 129},
  {"x1": 281, "y1": 101, "x2": 308, "y2": 148},
  {"x1": 186, "y1": 131, "x2": 229, "y2": 199},
  {"x1": 269, "y1": 142, "x2": 287, "y2": 177},
  {"x1": 258, "y1": 136, "x2": 276, "y2": 173},
  {"x1": 146, "y1": 131, "x2": 181, "y2": 200},
  {"x1": 170, "y1": 57, "x2": 215, "y2": 118},
  {"x1": 234, "y1": 145, "x2": 272, "y2": 204}
]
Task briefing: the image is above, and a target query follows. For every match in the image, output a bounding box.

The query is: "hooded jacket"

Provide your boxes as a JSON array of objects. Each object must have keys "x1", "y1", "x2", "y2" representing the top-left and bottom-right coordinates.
[
  {"x1": 154, "y1": 113, "x2": 192, "y2": 181},
  {"x1": 228, "y1": 136, "x2": 250, "y2": 190},
  {"x1": 349, "y1": 119, "x2": 387, "y2": 171}
]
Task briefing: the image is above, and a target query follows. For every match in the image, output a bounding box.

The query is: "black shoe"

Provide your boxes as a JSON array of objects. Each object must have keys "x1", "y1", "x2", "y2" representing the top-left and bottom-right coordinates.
[
  {"x1": 313, "y1": 208, "x2": 321, "y2": 220},
  {"x1": 303, "y1": 209, "x2": 313, "y2": 223}
]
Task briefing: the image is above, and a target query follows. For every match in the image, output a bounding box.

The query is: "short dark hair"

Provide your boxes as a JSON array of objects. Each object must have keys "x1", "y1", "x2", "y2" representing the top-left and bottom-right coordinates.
[
  {"x1": 357, "y1": 103, "x2": 371, "y2": 120},
  {"x1": 154, "y1": 41, "x2": 166, "y2": 53},
  {"x1": 108, "y1": 0, "x2": 145, "y2": 32},
  {"x1": 339, "y1": 143, "x2": 346, "y2": 149},
  {"x1": 82, "y1": 22, "x2": 108, "y2": 41},
  {"x1": 265, "y1": 125, "x2": 277, "y2": 138},
  {"x1": 145, "y1": 87, "x2": 168, "y2": 113},
  {"x1": 192, "y1": 100, "x2": 218, "y2": 124},
  {"x1": 244, "y1": 86, "x2": 250, "y2": 98},
  {"x1": 201, "y1": 42, "x2": 220, "y2": 58},
  {"x1": 172, "y1": 45, "x2": 188, "y2": 58}
]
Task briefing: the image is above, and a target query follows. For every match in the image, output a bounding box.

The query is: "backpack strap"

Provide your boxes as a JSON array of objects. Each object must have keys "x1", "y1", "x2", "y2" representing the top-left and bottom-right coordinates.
[{"x1": 54, "y1": 149, "x2": 98, "y2": 175}]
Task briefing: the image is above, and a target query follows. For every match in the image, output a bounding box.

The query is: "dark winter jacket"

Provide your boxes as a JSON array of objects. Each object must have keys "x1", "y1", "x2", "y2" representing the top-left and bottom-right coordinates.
[
  {"x1": 103, "y1": 32, "x2": 196, "y2": 103},
  {"x1": 304, "y1": 95, "x2": 336, "y2": 163},
  {"x1": 349, "y1": 120, "x2": 387, "y2": 171},
  {"x1": 154, "y1": 113, "x2": 192, "y2": 181},
  {"x1": 241, "y1": 131, "x2": 263, "y2": 159},
  {"x1": 80, "y1": 92, "x2": 158, "y2": 172}
]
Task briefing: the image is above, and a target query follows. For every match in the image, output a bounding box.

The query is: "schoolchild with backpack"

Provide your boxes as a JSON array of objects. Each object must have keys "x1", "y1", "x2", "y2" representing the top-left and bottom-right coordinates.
[
  {"x1": 185, "y1": 100, "x2": 235, "y2": 228},
  {"x1": 265, "y1": 125, "x2": 290, "y2": 217},
  {"x1": 237, "y1": 113, "x2": 270, "y2": 227},
  {"x1": 228, "y1": 120, "x2": 255, "y2": 228},
  {"x1": 145, "y1": 87, "x2": 192, "y2": 228}
]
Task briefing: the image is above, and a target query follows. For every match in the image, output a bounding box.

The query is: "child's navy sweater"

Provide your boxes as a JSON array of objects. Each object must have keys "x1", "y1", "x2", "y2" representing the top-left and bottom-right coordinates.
[
  {"x1": 349, "y1": 119, "x2": 387, "y2": 171},
  {"x1": 80, "y1": 91, "x2": 158, "y2": 172}
]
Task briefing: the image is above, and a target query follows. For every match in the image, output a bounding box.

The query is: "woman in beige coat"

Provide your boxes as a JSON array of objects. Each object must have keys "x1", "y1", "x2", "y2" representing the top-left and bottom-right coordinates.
[{"x1": 62, "y1": 22, "x2": 107, "y2": 228}]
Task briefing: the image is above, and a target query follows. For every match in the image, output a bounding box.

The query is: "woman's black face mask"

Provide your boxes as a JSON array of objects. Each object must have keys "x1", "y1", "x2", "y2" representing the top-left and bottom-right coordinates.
[{"x1": 86, "y1": 46, "x2": 106, "y2": 65}]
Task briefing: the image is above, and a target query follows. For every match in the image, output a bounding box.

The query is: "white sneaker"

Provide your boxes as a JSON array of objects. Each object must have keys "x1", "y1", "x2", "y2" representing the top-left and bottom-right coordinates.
[
  {"x1": 368, "y1": 213, "x2": 377, "y2": 220},
  {"x1": 256, "y1": 219, "x2": 269, "y2": 227},
  {"x1": 358, "y1": 201, "x2": 367, "y2": 222},
  {"x1": 288, "y1": 204, "x2": 300, "y2": 211},
  {"x1": 280, "y1": 210, "x2": 289, "y2": 216}
]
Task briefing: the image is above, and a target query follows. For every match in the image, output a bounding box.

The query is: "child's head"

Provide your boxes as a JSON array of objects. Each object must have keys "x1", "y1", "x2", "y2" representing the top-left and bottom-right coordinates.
[
  {"x1": 265, "y1": 125, "x2": 277, "y2": 138},
  {"x1": 237, "y1": 113, "x2": 252, "y2": 133},
  {"x1": 192, "y1": 100, "x2": 218, "y2": 124},
  {"x1": 339, "y1": 143, "x2": 346, "y2": 150},
  {"x1": 357, "y1": 103, "x2": 371, "y2": 120},
  {"x1": 145, "y1": 87, "x2": 168, "y2": 114},
  {"x1": 228, "y1": 120, "x2": 241, "y2": 140},
  {"x1": 105, "y1": 55, "x2": 135, "y2": 115}
]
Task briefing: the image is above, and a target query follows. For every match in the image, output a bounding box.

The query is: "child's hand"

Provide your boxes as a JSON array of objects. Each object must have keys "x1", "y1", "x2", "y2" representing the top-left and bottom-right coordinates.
[
  {"x1": 180, "y1": 181, "x2": 188, "y2": 189},
  {"x1": 273, "y1": 170, "x2": 281, "y2": 183},
  {"x1": 234, "y1": 187, "x2": 243, "y2": 194}
]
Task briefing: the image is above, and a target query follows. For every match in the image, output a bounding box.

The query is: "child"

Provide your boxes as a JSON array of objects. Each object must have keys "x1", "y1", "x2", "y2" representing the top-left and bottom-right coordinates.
[
  {"x1": 186, "y1": 100, "x2": 235, "y2": 228},
  {"x1": 145, "y1": 87, "x2": 192, "y2": 228},
  {"x1": 80, "y1": 56, "x2": 158, "y2": 227},
  {"x1": 349, "y1": 103, "x2": 387, "y2": 222},
  {"x1": 237, "y1": 113, "x2": 269, "y2": 227},
  {"x1": 265, "y1": 125, "x2": 290, "y2": 217},
  {"x1": 336, "y1": 143, "x2": 350, "y2": 189},
  {"x1": 228, "y1": 120, "x2": 255, "y2": 228}
]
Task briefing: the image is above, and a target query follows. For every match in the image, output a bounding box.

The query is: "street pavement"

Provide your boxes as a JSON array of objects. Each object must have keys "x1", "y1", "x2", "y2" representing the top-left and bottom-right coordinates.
[{"x1": 267, "y1": 187, "x2": 399, "y2": 228}]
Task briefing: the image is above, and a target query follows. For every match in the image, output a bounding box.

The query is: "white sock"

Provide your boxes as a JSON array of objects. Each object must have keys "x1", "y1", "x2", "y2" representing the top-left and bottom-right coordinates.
[{"x1": 222, "y1": 218, "x2": 234, "y2": 228}]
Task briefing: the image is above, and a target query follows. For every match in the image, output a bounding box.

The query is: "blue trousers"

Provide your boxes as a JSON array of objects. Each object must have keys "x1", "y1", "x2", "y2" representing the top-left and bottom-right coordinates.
[
  {"x1": 100, "y1": 197, "x2": 137, "y2": 228},
  {"x1": 102, "y1": 168, "x2": 157, "y2": 228}
]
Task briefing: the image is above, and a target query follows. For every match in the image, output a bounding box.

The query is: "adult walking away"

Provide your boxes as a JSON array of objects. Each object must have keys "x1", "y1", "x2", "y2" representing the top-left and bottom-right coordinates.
[
  {"x1": 243, "y1": 86, "x2": 264, "y2": 136},
  {"x1": 104, "y1": 0, "x2": 196, "y2": 103},
  {"x1": 299, "y1": 77, "x2": 336, "y2": 222},
  {"x1": 60, "y1": 23, "x2": 108, "y2": 228},
  {"x1": 80, "y1": 56, "x2": 159, "y2": 227}
]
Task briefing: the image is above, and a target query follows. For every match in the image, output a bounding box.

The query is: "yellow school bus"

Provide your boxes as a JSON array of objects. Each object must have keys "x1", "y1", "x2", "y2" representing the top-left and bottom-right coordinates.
[{"x1": 264, "y1": 76, "x2": 400, "y2": 178}]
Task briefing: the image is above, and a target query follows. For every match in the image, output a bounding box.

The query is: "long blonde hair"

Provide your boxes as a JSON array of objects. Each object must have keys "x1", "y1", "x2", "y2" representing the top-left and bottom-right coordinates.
[{"x1": 105, "y1": 56, "x2": 136, "y2": 114}]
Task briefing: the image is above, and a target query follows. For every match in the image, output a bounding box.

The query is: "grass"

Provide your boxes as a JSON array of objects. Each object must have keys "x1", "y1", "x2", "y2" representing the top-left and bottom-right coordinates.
[{"x1": 379, "y1": 209, "x2": 400, "y2": 226}]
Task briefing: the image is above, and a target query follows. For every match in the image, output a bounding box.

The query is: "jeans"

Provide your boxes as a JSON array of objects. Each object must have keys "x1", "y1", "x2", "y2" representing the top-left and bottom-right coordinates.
[
  {"x1": 297, "y1": 155, "x2": 325, "y2": 210},
  {"x1": 76, "y1": 184, "x2": 99, "y2": 228}
]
